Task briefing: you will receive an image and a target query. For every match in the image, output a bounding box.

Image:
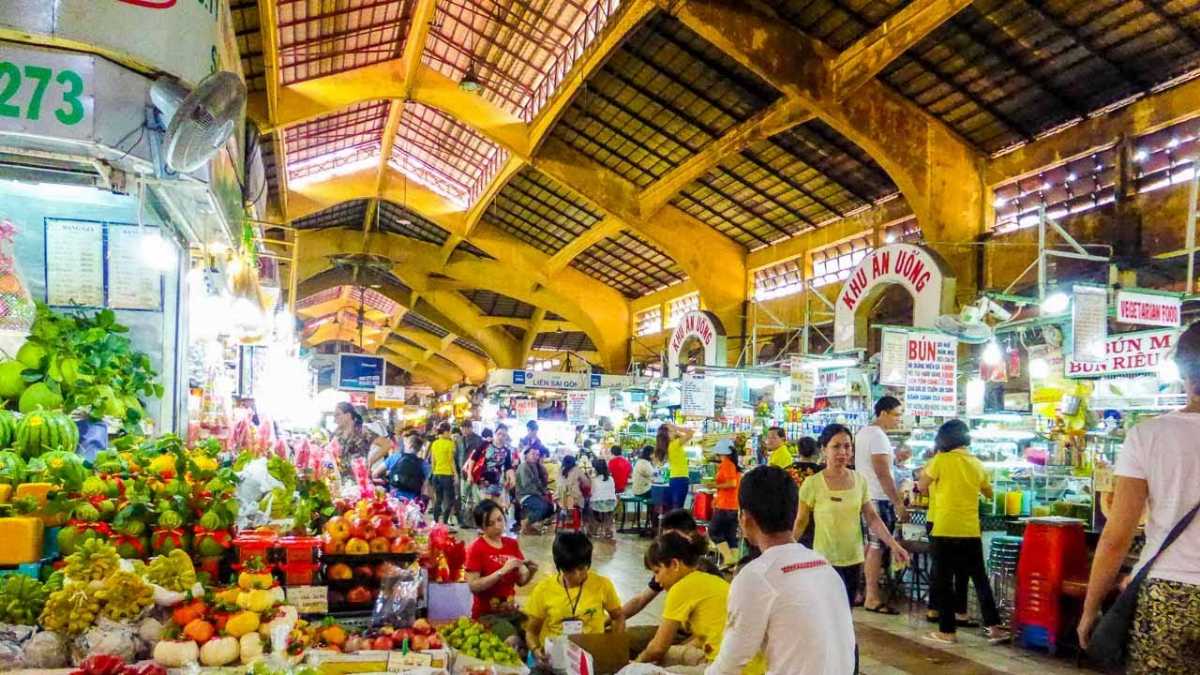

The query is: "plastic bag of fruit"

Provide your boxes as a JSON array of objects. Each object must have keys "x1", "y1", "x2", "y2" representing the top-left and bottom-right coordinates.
[{"x1": 371, "y1": 565, "x2": 422, "y2": 629}]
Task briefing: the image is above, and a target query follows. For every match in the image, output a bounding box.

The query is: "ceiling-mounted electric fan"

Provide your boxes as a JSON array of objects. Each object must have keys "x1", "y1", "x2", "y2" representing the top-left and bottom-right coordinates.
[
  {"x1": 935, "y1": 297, "x2": 1013, "y2": 344},
  {"x1": 149, "y1": 71, "x2": 245, "y2": 173}
]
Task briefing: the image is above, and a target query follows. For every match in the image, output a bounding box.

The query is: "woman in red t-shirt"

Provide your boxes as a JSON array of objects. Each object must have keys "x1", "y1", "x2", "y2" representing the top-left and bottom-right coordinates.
[{"x1": 464, "y1": 499, "x2": 536, "y2": 618}]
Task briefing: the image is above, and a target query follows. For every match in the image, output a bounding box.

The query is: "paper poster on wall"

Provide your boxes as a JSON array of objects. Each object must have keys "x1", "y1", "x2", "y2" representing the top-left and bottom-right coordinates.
[
  {"x1": 815, "y1": 368, "x2": 849, "y2": 398},
  {"x1": 513, "y1": 398, "x2": 537, "y2": 421},
  {"x1": 45, "y1": 219, "x2": 103, "y2": 307},
  {"x1": 789, "y1": 356, "x2": 816, "y2": 408},
  {"x1": 879, "y1": 328, "x2": 909, "y2": 386},
  {"x1": 106, "y1": 225, "x2": 163, "y2": 310},
  {"x1": 1072, "y1": 285, "x2": 1108, "y2": 363},
  {"x1": 566, "y1": 391, "x2": 593, "y2": 425},
  {"x1": 905, "y1": 333, "x2": 957, "y2": 417},
  {"x1": 681, "y1": 373, "x2": 715, "y2": 417}
]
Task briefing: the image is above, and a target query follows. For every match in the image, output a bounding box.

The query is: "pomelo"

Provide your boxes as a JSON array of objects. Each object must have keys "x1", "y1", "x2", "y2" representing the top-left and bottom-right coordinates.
[
  {"x1": 0, "y1": 360, "x2": 26, "y2": 400},
  {"x1": 15, "y1": 342, "x2": 46, "y2": 370},
  {"x1": 18, "y1": 382, "x2": 62, "y2": 414}
]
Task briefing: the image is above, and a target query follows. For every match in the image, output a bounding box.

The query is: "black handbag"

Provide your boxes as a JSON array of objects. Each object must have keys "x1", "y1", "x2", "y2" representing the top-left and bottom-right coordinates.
[{"x1": 1086, "y1": 500, "x2": 1200, "y2": 668}]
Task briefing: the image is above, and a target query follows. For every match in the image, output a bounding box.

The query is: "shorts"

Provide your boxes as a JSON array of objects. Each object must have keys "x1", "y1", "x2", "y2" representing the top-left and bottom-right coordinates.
[
  {"x1": 867, "y1": 499, "x2": 896, "y2": 548},
  {"x1": 591, "y1": 499, "x2": 617, "y2": 514},
  {"x1": 1130, "y1": 577, "x2": 1200, "y2": 674},
  {"x1": 708, "y1": 508, "x2": 739, "y2": 548}
]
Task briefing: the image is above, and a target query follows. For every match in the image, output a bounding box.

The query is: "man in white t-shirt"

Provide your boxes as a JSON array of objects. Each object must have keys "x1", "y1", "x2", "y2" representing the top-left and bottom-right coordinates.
[
  {"x1": 854, "y1": 395, "x2": 906, "y2": 612},
  {"x1": 707, "y1": 466, "x2": 856, "y2": 675}
]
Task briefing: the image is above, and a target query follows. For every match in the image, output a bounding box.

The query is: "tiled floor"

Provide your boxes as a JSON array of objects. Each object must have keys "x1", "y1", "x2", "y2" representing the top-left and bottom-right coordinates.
[{"x1": 499, "y1": 530, "x2": 1087, "y2": 674}]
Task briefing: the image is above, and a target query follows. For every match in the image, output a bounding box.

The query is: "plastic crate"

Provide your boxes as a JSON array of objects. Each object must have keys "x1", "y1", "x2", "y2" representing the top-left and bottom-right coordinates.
[
  {"x1": 280, "y1": 561, "x2": 320, "y2": 586},
  {"x1": 0, "y1": 517, "x2": 44, "y2": 565},
  {"x1": 232, "y1": 532, "x2": 278, "y2": 565},
  {"x1": 0, "y1": 561, "x2": 41, "y2": 580}
]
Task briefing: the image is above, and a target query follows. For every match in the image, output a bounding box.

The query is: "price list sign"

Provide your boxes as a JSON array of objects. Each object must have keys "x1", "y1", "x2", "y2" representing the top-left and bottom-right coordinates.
[{"x1": 904, "y1": 333, "x2": 957, "y2": 417}]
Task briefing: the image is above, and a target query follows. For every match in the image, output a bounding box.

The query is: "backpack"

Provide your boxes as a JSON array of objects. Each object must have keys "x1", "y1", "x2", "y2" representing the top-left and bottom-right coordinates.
[
  {"x1": 388, "y1": 453, "x2": 425, "y2": 495},
  {"x1": 469, "y1": 444, "x2": 489, "y2": 485}
]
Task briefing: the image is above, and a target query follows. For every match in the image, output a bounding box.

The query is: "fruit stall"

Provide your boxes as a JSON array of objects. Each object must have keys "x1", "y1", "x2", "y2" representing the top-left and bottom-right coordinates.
[{"x1": 0, "y1": 305, "x2": 530, "y2": 674}]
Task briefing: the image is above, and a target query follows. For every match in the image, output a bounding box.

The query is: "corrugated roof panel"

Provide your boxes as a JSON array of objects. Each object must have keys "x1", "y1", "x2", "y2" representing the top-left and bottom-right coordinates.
[
  {"x1": 390, "y1": 102, "x2": 505, "y2": 205},
  {"x1": 548, "y1": 12, "x2": 781, "y2": 187},
  {"x1": 534, "y1": 330, "x2": 596, "y2": 352},
  {"x1": 284, "y1": 101, "x2": 389, "y2": 181},
  {"x1": 231, "y1": 0, "x2": 267, "y2": 93},
  {"x1": 292, "y1": 200, "x2": 369, "y2": 229},
  {"x1": 570, "y1": 231, "x2": 685, "y2": 297},
  {"x1": 276, "y1": 0, "x2": 413, "y2": 85},
  {"x1": 376, "y1": 200, "x2": 452, "y2": 245},
  {"x1": 484, "y1": 166, "x2": 603, "y2": 254},
  {"x1": 461, "y1": 289, "x2": 536, "y2": 318}
]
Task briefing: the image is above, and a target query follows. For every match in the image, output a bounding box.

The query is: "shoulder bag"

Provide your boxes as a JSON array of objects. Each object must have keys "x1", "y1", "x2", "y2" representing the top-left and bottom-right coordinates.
[{"x1": 1086, "y1": 500, "x2": 1200, "y2": 668}]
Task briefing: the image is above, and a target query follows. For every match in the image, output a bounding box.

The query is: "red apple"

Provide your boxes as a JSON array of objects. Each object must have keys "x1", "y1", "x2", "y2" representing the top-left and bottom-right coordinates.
[
  {"x1": 427, "y1": 635, "x2": 443, "y2": 650},
  {"x1": 369, "y1": 536, "x2": 391, "y2": 554},
  {"x1": 352, "y1": 564, "x2": 374, "y2": 580},
  {"x1": 411, "y1": 634, "x2": 429, "y2": 651},
  {"x1": 412, "y1": 619, "x2": 433, "y2": 636},
  {"x1": 371, "y1": 636, "x2": 394, "y2": 651},
  {"x1": 369, "y1": 515, "x2": 397, "y2": 539}
]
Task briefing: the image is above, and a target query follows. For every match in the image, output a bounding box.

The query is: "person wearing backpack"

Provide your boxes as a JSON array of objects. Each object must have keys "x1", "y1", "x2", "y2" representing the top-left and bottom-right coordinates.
[{"x1": 385, "y1": 434, "x2": 429, "y2": 503}]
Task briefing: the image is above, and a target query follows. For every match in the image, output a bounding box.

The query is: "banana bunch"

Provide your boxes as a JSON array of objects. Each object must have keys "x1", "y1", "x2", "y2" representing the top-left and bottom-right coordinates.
[
  {"x1": 40, "y1": 583, "x2": 100, "y2": 635},
  {"x1": 64, "y1": 539, "x2": 120, "y2": 582},
  {"x1": 95, "y1": 570, "x2": 153, "y2": 621},
  {"x1": 145, "y1": 549, "x2": 196, "y2": 592},
  {"x1": 0, "y1": 575, "x2": 47, "y2": 625}
]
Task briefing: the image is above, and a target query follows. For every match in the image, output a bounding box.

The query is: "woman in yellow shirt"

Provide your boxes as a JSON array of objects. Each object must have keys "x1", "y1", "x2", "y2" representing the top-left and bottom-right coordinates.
[
  {"x1": 524, "y1": 531, "x2": 624, "y2": 660},
  {"x1": 656, "y1": 423, "x2": 695, "y2": 510},
  {"x1": 793, "y1": 423, "x2": 910, "y2": 608},
  {"x1": 636, "y1": 531, "x2": 736, "y2": 668},
  {"x1": 917, "y1": 419, "x2": 1007, "y2": 644}
]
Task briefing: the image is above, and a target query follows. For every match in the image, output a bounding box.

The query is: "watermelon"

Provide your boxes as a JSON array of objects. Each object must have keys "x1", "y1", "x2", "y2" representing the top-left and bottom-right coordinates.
[
  {"x1": 14, "y1": 410, "x2": 78, "y2": 458},
  {"x1": 0, "y1": 450, "x2": 25, "y2": 485},
  {"x1": 0, "y1": 410, "x2": 16, "y2": 448}
]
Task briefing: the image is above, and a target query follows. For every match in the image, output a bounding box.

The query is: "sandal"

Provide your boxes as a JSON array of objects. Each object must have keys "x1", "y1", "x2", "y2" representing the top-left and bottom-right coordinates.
[
  {"x1": 924, "y1": 632, "x2": 957, "y2": 645},
  {"x1": 863, "y1": 604, "x2": 900, "y2": 615}
]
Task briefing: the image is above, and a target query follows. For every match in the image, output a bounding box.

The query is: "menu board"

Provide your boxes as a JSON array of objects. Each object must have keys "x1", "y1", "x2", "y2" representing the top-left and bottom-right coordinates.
[
  {"x1": 1072, "y1": 285, "x2": 1108, "y2": 363},
  {"x1": 879, "y1": 328, "x2": 909, "y2": 386},
  {"x1": 904, "y1": 333, "x2": 957, "y2": 417},
  {"x1": 566, "y1": 390, "x2": 593, "y2": 424},
  {"x1": 106, "y1": 225, "x2": 163, "y2": 310},
  {"x1": 681, "y1": 373, "x2": 715, "y2": 417},
  {"x1": 789, "y1": 355, "x2": 816, "y2": 408},
  {"x1": 45, "y1": 219, "x2": 103, "y2": 307}
]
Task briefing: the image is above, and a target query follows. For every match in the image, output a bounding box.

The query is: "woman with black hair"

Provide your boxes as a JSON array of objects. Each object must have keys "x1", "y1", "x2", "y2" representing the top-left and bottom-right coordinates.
[
  {"x1": 636, "y1": 531, "x2": 748, "y2": 671},
  {"x1": 708, "y1": 440, "x2": 741, "y2": 568},
  {"x1": 557, "y1": 454, "x2": 590, "y2": 529},
  {"x1": 524, "y1": 531, "x2": 623, "y2": 661},
  {"x1": 333, "y1": 402, "x2": 371, "y2": 476},
  {"x1": 657, "y1": 423, "x2": 695, "y2": 510},
  {"x1": 465, "y1": 499, "x2": 536, "y2": 619},
  {"x1": 918, "y1": 419, "x2": 1006, "y2": 644},
  {"x1": 793, "y1": 423, "x2": 909, "y2": 606}
]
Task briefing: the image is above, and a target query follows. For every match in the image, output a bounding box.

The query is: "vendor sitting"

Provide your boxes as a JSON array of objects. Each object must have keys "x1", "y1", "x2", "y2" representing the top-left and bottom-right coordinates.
[
  {"x1": 622, "y1": 509, "x2": 721, "y2": 621},
  {"x1": 636, "y1": 531, "x2": 744, "y2": 672},
  {"x1": 524, "y1": 531, "x2": 625, "y2": 661},
  {"x1": 465, "y1": 500, "x2": 536, "y2": 619}
]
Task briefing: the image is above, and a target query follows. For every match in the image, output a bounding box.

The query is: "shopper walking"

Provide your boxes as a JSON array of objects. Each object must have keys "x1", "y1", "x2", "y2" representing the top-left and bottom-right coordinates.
[
  {"x1": 429, "y1": 422, "x2": 459, "y2": 524},
  {"x1": 919, "y1": 419, "x2": 1007, "y2": 644},
  {"x1": 794, "y1": 424, "x2": 909, "y2": 605},
  {"x1": 556, "y1": 454, "x2": 590, "y2": 529},
  {"x1": 1079, "y1": 321, "x2": 1200, "y2": 673},
  {"x1": 855, "y1": 395, "x2": 907, "y2": 611},
  {"x1": 707, "y1": 466, "x2": 857, "y2": 675},
  {"x1": 708, "y1": 440, "x2": 741, "y2": 568},
  {"x1": 657, "y1": 423, "x2": 695, "y2": 510}
]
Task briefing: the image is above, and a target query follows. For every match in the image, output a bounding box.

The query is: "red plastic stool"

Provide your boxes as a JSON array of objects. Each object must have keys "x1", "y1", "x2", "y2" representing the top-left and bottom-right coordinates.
[
  {"x1": 1014, "y1": 517, "x2": 1088, "y2": 654},
  {"x1": 692, "y1": 490, "x2": 714, "y2": 523}
]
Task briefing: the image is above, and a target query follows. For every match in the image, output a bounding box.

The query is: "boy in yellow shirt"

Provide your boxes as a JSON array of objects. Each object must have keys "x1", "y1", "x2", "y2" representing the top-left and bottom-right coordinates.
[{"x1": 524, "y1": 531, "x2": 624, "y2": 660}]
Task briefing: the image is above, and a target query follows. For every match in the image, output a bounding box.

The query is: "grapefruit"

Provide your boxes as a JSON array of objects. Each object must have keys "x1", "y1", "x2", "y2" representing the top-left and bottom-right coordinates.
[
  {"x1": 15, "y1": 343, "x2": 46, "y2": 369},
  {"x1": 18, "y1": 382, "x2": 63, "y2": 413},
  {"x1": 0, "y1": 360, "x2": 26, "y2": 400}
]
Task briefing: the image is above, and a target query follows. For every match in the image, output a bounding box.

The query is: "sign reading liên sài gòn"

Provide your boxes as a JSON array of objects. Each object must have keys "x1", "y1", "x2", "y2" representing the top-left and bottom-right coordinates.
[{"x1": 1116, "y1": 290, "x2": 1181, "y2": 328}]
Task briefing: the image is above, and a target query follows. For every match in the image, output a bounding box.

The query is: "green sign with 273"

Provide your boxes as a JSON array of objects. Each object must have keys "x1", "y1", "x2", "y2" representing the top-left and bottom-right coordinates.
[{"x1": 0, "y1": 45, "x2": 94, "y2": 140}]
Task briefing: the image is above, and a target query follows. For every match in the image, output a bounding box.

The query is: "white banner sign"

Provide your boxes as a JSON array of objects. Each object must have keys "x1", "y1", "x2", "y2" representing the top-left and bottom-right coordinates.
[
  {"x1": 905, "y1": 333, "x2": 958, "y2": 417},
  {"x1": 374, "y1": 385, "x2": 406, "y2": 402},
  {"x1": 1116, "y1": 290, "x2": 1181, "y2": 328},
  {"x1": 1072, "y1": 285, "x2": 1108, "y2": 363},
  {"x1": 566, "y1": 391, "x2": 593, "y2": 424},
  {"x1": 789, "y1": 356, "x2": 816, "y2": 408},
  {"x1": 1066, "y1": 328, "x2": 1179, "y2": 378},
  {"x1": 681, "y1": 373, "x2": 715, "y2": 417},
  {"x1": 879, "y1": 327, "x2": 909, "y2": 386}
]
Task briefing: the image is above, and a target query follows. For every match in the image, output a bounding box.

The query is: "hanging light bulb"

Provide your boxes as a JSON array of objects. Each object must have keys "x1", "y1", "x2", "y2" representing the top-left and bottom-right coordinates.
[
  {"x1": 1029, "y1": 358, "x2": 1050, "y2": 380},
  {"x1": 1041, "y1": 292, "x2": 1070, "y2": 314},
  {"x1": 982, "y1": 341, "x2": 1003, "y2": 366}
]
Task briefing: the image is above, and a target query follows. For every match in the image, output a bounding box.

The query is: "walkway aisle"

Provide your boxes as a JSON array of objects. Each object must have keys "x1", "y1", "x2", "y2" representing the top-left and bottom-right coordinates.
[{"x1": 500, "y1": 531, "x2": 1084, "y2": 674}]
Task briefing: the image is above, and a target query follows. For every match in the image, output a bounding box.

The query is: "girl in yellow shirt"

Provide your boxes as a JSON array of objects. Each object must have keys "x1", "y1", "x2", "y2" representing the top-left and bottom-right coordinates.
[
  {"x1": 524, "y1": 531, "x2": 624, "y2": 659},
  {"x1": 656, "y1": 423, "x2": 695, "y2": 510},
  {"x1": 637, "y1": 531, "x2": 732, "y2": 668},
  {"x1": 918, "y1": 419, "x2": 1008, "y2": 644}
]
